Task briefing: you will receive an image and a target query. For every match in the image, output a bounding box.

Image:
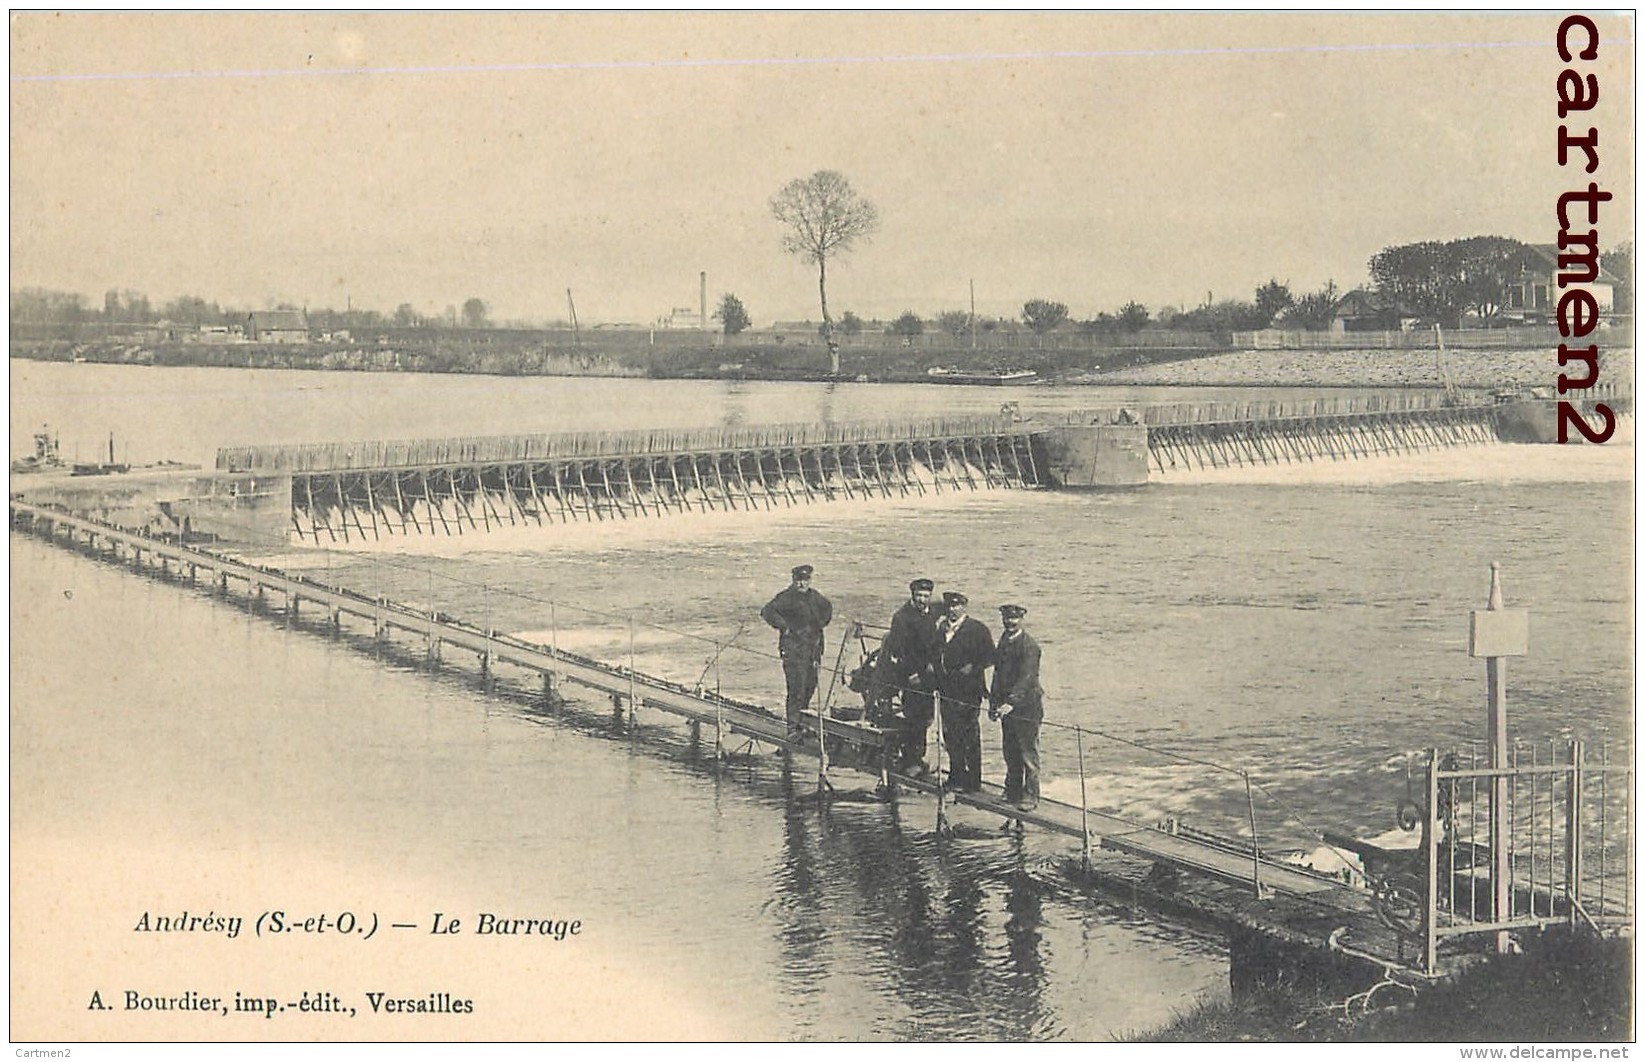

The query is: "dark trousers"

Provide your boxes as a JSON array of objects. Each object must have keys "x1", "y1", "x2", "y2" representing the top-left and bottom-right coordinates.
[
  {"x1": 939, "y1": 697, "x2": 982, "y2": 788},
  {"x1": 899, "y1": 689, "x2": 935, "y2": 769},
  {"x1": 1002, "y1": 717, "x2": 1041, "y2": 803},
  {"x1": 782, "y1": 653, "x2": 820, "y2": 734}
]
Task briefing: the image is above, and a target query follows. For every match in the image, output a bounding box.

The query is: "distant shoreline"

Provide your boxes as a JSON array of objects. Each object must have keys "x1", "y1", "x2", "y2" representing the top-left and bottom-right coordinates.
[{"x1": 10, "y1": 339, "x2": 1632, "y2": 394}]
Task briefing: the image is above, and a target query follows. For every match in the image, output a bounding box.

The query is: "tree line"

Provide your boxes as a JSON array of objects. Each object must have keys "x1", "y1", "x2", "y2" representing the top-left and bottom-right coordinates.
[
  {"x1": 9, "y1": 288, "x2": 499, "y2": 332},
  {"x1": 754, "y1": 170, "x2": 1633, "y2": 350},
  {"x1": 713, "y1": 237, "x2": 1630, "y2": 344},
  {"x1": 14, "y1": 161, "x2": 1634, "y2": 346}
]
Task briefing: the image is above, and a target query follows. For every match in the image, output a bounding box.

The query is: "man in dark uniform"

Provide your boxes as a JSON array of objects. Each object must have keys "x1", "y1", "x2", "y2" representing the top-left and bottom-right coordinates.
[
  {"x1": 760, "y1": 564, "x2": 833, "y2": 742},
  {"x1": 989, "y1": 604, "x2": 1045, "y2": 812},
  {"x1": 881, "y1": 577, "x2": 941, "y2": 777},
  {"x1": 934, "y1": 590, "x2": 994, "y2": 792}
]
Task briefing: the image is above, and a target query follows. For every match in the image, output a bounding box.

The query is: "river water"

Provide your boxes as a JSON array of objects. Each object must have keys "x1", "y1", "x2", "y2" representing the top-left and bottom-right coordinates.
[{"x1": 9, "y1": 362, "x2": 1634, "y2": 1041}]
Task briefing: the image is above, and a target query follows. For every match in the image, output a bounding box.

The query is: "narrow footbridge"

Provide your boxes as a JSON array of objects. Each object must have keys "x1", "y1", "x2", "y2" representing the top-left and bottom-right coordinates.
[
  {"x1": 15, "y1": 498, "x2": 1432, "y2": 982},
  {"x1": 204, "y1": 390, "x2": 1596, "y2": 544}
]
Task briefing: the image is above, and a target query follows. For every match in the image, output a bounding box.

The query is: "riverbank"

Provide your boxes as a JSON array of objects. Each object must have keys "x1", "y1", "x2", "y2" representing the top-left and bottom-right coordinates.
[
  {"x1": 1085, "y1": 346, "x2": 1635, "y2": 391},
  {"x1": 1130, "y1": 928, "x2": 1632, "y2": 1042},
  {"x1": 15, "y1": 333, "x2": 1631, "y2": 394}
]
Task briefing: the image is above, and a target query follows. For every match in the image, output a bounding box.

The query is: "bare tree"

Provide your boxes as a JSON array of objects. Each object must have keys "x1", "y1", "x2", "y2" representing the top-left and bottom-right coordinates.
[{"x1": 770, "y1": 170, "x2": 879, "y2": 374}]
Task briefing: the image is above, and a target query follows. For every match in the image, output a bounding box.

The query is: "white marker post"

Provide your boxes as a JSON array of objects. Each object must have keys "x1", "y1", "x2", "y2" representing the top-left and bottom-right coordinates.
[{"x1": 1468, "y1": 561, "x2": 1529, "y2": 954}]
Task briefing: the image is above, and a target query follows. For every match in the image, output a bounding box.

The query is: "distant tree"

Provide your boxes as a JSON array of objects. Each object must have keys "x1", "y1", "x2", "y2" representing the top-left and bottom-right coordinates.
[
  {"x1": 1452, "y1": 236, "x2": 1528, "y2": 323},
  {"x1": 1021, "y1": 299, "x2": 1069, "y2": 335},
  {"x1": 837, "y1": 310, "x2": 864, "y2": 336},
  {"x1": 341, "y1": 306, "x2": 385, "y2": 331},
  {"x1": 1280, "y1": 281, "x2": 1340, "y2": 330},
  {"x1": 102, "y1": 289, "x2": 153, "y2": 322},
  {"x1": 1118, "y1": 301, "x2": 1151, "y2": 331},
  {"x1": 461, "y1": 298, "x2": 489, "y2": 329},
  {"x1": 1369, "y1": 241, "x2": 1465, "y2": 323},
  {"x1": 1367, "y1": 236, "x2": 1531, "y2": 325},
  {"x1": 1175, "y1": 299, "x2": 1265, "y2": 332},
  {"x1": 891, "y1": 310, "x2": 924, "y2": 337},
  {"x1": 937, "y1": 310, "x2": 971, "y2": 339},
  {"x1": 393, "y1": 303, "x2": 420, "y2": 328},
  {"x1": 770, "y1": 170, "x2": 880, "y2": 374},
  {"x1": 1253, "y1": 280, "x2": 1293, "y2": 327},
  {"x1": 11, "y1": 287, "x2": 88, "y2": 326},
  {"x1": 162, "y1": 295, "x2": 221, "y2": 326},
  {"x1": 1079, "y1": 312, "x2": 1117, "y2": 335},
  {"x1": 1601, "y1": 242, "x2": 1633, "y2": 315},
  {"x1": 714, "y1": 293, "x2": 751, "y2": 335}
]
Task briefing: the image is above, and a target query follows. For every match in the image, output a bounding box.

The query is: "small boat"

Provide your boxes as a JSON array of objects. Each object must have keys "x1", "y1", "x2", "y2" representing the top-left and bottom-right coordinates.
[
  {"x1": 924, "y1": 367, "x2": 1039, "y2": 386},
  {"x1": 10, "y1": 427, "x2": 64, "y2": 475}
]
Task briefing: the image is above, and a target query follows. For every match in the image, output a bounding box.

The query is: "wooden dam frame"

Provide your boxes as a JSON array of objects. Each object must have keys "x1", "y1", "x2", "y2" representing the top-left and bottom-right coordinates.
[
  {"x1": 206, "y1": 390, "x2": 1636, "y2": 545},
  {"x1": 17, "y1": 496, "x2": 1589, "y2": 987},
  {"x1": 1142, "y1": 401, "x2": 1501, "y2": 474},
  {"x1": 217, "y1": 417, "x2": 1042, "y2": 544}
]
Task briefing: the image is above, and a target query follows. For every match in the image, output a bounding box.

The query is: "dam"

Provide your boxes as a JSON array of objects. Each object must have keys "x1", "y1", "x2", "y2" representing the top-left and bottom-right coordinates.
[{"x1": 10, "y1": 389, "x2": 1626, "y2": 547}]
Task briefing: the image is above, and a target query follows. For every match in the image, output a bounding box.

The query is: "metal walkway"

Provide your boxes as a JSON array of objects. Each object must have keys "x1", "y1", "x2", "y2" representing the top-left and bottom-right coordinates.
[
  {"x1": 13, "y1": 499, "x2": 1396, "y2": 963},
  {"x1": 13, "y1": 500, "x2": 1368, "y2": 904}
]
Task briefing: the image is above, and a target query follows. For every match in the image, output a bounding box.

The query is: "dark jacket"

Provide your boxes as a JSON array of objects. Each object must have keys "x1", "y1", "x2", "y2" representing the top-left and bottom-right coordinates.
[
  {"x1": 936, "y1": 615, "x2": 994, "y2": 706},
  {"x1": 883, "y1": 600, "x2": 941, "y2": 687},
  {"x1": 761, "y1": 585, "x2": 833, "y2": 661},
  {"x1": 990, "y1": 629, "x2": 1044, "y2": 723}
]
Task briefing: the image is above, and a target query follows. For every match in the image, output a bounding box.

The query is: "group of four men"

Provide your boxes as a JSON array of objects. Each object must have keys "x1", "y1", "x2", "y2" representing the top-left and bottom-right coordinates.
[{"x1": 760, "y1": 565, "x2": 1044, "y2": 813}]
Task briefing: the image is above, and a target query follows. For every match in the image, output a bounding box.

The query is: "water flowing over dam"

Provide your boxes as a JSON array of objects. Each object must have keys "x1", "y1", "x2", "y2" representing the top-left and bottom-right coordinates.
[
  {"x1": 220, "y1": 416, "x2": 1045, "y2": 544},
  {"x1": 200, "y1": 391, "x2": 1620, "y2": 544}
]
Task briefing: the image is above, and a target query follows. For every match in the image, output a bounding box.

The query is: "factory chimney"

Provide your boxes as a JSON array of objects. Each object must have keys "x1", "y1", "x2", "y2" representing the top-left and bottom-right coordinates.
[{"x1": 700, "y1": 271, "x2": 708, "y2": 331}]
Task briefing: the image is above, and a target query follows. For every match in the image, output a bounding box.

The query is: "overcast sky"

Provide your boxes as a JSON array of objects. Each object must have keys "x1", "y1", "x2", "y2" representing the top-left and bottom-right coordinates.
[{"x1": 10, "y1": 12, "x2": 1636, "y2": 326}]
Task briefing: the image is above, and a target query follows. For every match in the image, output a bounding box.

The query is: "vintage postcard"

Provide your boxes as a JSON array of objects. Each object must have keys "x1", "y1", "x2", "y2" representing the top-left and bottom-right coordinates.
[{"x1": 9, "y1": 12, "x2": 1634, "y2": 1048}]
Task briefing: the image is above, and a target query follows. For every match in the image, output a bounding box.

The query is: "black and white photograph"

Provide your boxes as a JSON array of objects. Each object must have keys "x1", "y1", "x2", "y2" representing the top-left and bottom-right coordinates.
[{"x1": 8, "y1": 12, "x2": 1635, "y2": 1046}]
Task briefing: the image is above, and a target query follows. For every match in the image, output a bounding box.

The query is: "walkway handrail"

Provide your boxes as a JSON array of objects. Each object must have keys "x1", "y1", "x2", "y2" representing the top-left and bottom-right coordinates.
[
  {"x1": 216, "y1": 415, "x2": 1023, "y2": 472},
  {"x1": 10, "y1": 498, "x2": 1377, "y2": 883}
]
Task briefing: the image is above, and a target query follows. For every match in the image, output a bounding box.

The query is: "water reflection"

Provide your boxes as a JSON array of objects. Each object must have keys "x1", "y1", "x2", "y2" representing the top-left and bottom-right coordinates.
[
  {"x1": 769, "y1": 767, "x2": 1070, "y2": 1040},
  {"x1": 774, "y1": 763, "x2": 829, "y2": 1000},
  {"x1": 817, "y1": 379, "x2": 839, "y2": 425},
  {"x1": 719, "y1": 383, "x2": 750, "y2": 430},
  {"x1": 1002, "y1": 838, "x2": 1051, "y2": 1035}
]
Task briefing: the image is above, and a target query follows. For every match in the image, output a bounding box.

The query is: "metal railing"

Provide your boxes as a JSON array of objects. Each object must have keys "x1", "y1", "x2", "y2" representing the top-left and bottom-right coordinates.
[
  {"x1": 1411, "y1": 741, "x2": 1633, "y2": 973},
  {"x1": 1135, "y1": 390, "x2": 1471, "y2": 426},
  {"x1": 216, "y1": 415, "x2": 1025, "y2": 473}
]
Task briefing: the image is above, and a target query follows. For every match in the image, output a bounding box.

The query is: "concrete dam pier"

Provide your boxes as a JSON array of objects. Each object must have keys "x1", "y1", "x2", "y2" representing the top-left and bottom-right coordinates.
[{"x1": 13, "y1": 390, "x2": 1621, "y2": 546}]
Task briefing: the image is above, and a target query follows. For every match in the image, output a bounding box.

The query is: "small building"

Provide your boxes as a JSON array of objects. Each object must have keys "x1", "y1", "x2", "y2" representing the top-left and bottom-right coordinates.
[
  {"x1": 1501, "y1": 244, "x2": 1621, "y2": 324},
  {"x1": 246, "y1": 310, "x2": 310, "y2": 344},
  {"x1": 1330, "y1": 290, "x2": 1420, "y2": 333},
  {"x1": 655, "y1": 306, "x2": 705, "y2": 330}
]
